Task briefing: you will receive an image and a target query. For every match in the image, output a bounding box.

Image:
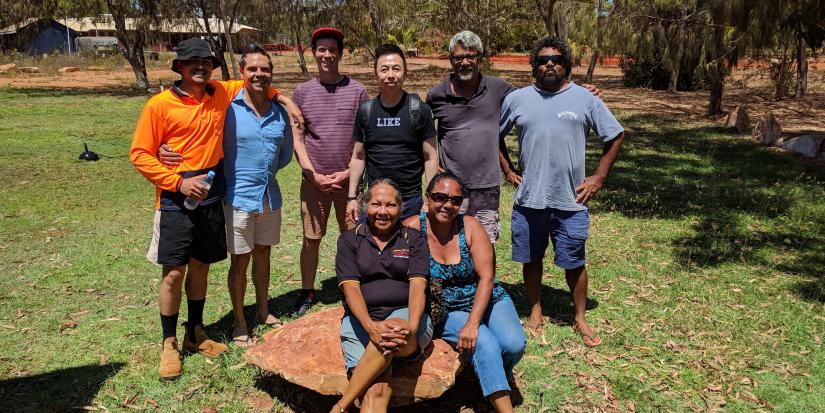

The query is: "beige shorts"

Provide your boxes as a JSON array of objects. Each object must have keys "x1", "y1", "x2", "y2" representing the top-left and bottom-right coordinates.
[
  {"x1": 300, "y1": 177, "x2": 353, "y2": 240},
  {"x1": 224, "y1": 201, "x2": 282, "y2": 255}
]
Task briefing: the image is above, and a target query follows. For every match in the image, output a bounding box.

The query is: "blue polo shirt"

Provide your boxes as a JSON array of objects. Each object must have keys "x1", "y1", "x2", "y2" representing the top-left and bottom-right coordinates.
[{"x1": 223, "y1": 88, "x2": 293, "y2": 213}]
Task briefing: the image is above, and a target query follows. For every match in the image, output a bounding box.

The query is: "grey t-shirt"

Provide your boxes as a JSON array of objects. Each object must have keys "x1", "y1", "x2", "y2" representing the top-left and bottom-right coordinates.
[
  {"x1": 427, "y1": 74, "x2": 516, "y2": 189},
  {"x1": 499, "y1": 83, "x2": 624, "y2": 211}
]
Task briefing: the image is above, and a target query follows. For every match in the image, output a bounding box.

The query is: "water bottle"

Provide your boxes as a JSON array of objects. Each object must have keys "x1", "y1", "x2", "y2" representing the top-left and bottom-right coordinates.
[{"x1": 183, "y1": 171, "x2": 215, "y2": 210}]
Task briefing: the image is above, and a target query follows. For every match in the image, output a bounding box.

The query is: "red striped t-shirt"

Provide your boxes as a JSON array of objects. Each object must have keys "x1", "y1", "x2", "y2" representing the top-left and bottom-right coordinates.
[{"x1": 293, "y1": 76, "x2": 369, "y2": 175}]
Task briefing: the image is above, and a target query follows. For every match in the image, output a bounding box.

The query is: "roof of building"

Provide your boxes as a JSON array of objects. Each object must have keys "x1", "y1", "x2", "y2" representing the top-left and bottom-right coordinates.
[{"x1": 0, "y1": 16, "x2": 259, "y2": 36}]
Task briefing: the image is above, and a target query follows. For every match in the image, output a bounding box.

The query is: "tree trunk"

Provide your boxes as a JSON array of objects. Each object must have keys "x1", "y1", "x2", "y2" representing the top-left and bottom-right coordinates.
[
  {"x1": 795, "y1": 36, "x2": 807, "y2": 98},
  {"x1": 533, "y1": 0, "x2": 557, "y2": 37},
  {"x1": 585, "y1": 0, "x2": 604, "y2": 84},
  {"x1": 585, "y1": 49, "x2": 599, "y2": 83},
  {"x1": 105, "y1": 0, "x2": 150, "y2": 89},
  {"x1": 219, "y1": 0, "x2": 239, "y2": 80},
  {"x1": 294, "y1": 32, "x2": 308, "y2": 74},
  {"x1": 363, "y1": 0, "x2": 384, "y2": 41},
  {"x1": 706, "y1": 26, "x2": 725, "y2": 117},
  {"x1": 197, "y1": 1, "x2": 230, "y2": 81}
]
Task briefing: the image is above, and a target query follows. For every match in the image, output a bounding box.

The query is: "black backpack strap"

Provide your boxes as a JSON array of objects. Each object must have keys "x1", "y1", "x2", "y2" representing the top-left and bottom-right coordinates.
[
  {"x1": 357, "y1": 97, "x2": 377, "y2": 142},
  {"x1": 407, "y1": 93, "x2": 423, "y2": 138}
]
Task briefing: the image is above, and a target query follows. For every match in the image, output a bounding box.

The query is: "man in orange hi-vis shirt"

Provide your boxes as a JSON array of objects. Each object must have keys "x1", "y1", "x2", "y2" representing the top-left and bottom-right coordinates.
[{"x1": 130, "y1": 38, "x2": 302, "y2": 380}]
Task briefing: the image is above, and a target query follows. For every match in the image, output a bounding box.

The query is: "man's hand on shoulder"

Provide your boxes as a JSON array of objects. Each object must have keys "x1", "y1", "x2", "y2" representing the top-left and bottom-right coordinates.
[{"x1": 582, "y1": 83, "x2": 602, "y2": 98}]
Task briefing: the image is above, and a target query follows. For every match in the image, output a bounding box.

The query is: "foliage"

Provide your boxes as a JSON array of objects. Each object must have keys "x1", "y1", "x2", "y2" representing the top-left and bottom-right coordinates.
[{"x1": 619, "y1": 50, "x2": 703, "y2": 91}]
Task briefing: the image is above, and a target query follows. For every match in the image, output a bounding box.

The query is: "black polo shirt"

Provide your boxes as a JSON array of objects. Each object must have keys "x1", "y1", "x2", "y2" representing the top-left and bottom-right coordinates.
[
  {"x1": 336, "y1": 222, "x2": 429, "y2": 320},
  {"x1": 353, "y1": 92, "x2": 437, "y2": 199}
]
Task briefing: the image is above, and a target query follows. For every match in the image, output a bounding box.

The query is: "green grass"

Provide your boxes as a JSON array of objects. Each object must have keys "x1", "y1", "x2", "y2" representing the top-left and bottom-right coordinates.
[{"x1": 0, "y1": 86, "x2": 823, "y2": 412}]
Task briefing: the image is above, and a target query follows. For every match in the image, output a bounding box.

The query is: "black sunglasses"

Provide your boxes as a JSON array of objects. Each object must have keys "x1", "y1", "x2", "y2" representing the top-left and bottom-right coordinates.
[
  {"x1": 429, "y1": 192, "x2": 464, "y2": 206},
  {"x1": 535, "y1": 55, "x2": 564, "y2": 66}
]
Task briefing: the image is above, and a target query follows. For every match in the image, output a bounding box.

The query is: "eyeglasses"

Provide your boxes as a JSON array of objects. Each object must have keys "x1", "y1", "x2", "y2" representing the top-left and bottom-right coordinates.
[
  {"x1": 429, "y1": 192, "x2": 464, "y2": 206},
  {"x1": 535, "y1": 55, "x2": 564, "y2": 66},
  {"x1": 450, "y1": 54, "x2": 480, "y2": 63}
]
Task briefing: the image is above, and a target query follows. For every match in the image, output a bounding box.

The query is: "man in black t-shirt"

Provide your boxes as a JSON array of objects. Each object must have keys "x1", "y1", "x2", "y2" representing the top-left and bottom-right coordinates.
[{"x1": 346, "y1": 43, "x2": 438, "y2": 221}]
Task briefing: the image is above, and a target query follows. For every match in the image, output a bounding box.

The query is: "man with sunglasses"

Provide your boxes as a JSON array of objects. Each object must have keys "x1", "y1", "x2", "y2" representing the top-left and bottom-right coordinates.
[
  {"x1": 499, "y1": 37, "x2": 625, "y2": 347},
  {"x1": 131, "y1": 38, "x2": 301, "y2": 380}
]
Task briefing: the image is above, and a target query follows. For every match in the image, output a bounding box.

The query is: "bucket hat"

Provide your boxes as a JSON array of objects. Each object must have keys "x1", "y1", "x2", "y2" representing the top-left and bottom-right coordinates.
[{"x1": 171, "y1": 38, "x2": 221, "y2": 73}]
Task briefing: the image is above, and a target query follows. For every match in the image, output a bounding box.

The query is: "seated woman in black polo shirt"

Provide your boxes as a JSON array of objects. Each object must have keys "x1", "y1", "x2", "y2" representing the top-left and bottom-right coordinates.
[{"x1": 331, "y1": 179, "x2": 432, "y2": 413}]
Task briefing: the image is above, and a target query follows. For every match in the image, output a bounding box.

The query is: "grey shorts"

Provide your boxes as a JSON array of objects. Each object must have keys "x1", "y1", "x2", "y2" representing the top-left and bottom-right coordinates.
[{"x1": 339, "y1": 307, "x2": 433, "y2": 370}]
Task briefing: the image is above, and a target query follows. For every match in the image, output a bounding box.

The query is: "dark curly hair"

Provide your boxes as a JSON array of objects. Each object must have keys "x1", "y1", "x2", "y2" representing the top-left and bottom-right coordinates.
[
  {"x1": 529, "y1": 37, "x2": 572, "y2": 78},
  {"x1": 425, "y1": 171, "x2": 467, "y2": 197}
]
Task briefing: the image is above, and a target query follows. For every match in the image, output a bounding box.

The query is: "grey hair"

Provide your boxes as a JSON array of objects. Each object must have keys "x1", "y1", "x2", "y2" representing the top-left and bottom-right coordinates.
[
  {"x1": 365, "y1": 178, "x2": 402, "y2": 206},
  {"x1": 449, "y1": 31, "x2": 483, "y2": 55}
]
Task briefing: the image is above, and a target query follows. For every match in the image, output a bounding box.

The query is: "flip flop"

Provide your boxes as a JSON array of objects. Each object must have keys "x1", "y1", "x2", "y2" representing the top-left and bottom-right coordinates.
[
  {"x1": 259, "y1": 315, "x2": 283, "y2": 329},
  {"x1": 231, "y1": 332, "x2": 253, "y2": 348},
  {"x1": 524, "y1": 318, "x2": 545, "y2": 338},
  {"x1": 573, "y1": 323, "x2": 602, "y2": 347}
]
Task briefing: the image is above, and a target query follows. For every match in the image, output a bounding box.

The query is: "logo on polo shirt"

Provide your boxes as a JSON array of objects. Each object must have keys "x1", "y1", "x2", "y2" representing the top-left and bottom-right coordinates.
[
  {"x1": 376, "y1": 117, "x2": 401, "y2": 127},
  {"x1": 557, "y1": 111, "x2": 578, "y2": 120},
  {"x1": 392, "y1": 248, "x2": 410, "y2": 259}
]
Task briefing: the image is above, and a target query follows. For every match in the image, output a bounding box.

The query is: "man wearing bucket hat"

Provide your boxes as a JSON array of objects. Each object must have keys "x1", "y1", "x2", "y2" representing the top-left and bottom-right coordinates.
[
  {"x1": 130, "y1": 37, "x2": 302, "y2": 380},
  {"x1": 290, "y1": 27, "x2": 369, "y2": 317}
]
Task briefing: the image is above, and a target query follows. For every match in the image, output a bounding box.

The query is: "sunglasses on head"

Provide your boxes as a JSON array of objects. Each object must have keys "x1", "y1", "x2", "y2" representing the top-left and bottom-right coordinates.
[
  {"x1": 535, "y1": 54, "x2": 564, "y2": 66},
  {"x1": 429, "y1": 192, "x2": 464, "y2": 205}
]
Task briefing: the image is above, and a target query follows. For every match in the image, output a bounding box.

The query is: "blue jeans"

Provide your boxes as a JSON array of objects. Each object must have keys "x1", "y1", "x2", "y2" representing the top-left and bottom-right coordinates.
[{"x1": 440, "y1": 298, "x2": 526, "y2": 397}]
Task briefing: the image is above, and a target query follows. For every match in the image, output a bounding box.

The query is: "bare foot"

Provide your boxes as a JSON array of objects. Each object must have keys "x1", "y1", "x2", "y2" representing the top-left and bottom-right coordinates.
[
  {"x1": 258, "y1": 313, "x2": 283, "y2": 328},
  {"x1": 231, "y1": 325, "x2": 253, "y2": 348},
  {"x1": 573, "y1": 320, "x2": 602, "y2": 347}
]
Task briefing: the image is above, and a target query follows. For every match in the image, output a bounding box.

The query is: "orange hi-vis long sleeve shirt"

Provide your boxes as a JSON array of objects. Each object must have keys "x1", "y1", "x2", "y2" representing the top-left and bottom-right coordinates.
[{"x1": 130, "y1": 80, "x2": 280, "y2": 210}]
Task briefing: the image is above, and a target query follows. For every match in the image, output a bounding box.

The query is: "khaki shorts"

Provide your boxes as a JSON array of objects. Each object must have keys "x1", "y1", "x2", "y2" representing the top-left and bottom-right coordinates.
[
  {"x1": 224, "y1": 201, "x2": 282, "y2": 255},
  {"x1": 300, "y1": 178, "x2": 353, "y2": 240}
]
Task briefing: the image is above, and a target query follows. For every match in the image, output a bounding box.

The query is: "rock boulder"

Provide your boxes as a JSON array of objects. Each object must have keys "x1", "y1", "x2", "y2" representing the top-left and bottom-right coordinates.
[
  {"x1": 244, "y1": 307, "x2": 463, "y2": 406},
  {"x1": 58, "y1": 66, "x2": 80, "y2": 74},
  {"x1": 17, "y1": 66, "x2": 40, "y2": 74},
  {"x1": 725, "y1": 105, "x2": 751, "y2": 135},
  {"x1": 782, "y1": 135, "x2": 825, "y2": 158},
  {"x1": 0, "y1": 63, "x2": 16, "y2": 73},
  {"x1": 752, "y1": 112, "x2": 782, "y2": 146}
]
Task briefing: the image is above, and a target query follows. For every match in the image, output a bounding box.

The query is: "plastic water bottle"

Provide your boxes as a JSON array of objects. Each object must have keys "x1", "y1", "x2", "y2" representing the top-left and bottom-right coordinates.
[{"x1": 183, "y1": 171, "x2": 215, "y2": 210}]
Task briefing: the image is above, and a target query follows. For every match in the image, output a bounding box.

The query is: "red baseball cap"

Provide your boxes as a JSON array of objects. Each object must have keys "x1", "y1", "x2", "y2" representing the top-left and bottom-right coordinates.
[{"x1": 311, "y1": 27, "x2": 344, "y2": 43}]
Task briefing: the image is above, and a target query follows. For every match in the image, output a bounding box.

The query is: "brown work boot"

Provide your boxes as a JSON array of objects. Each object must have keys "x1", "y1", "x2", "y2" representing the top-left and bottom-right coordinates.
[
  {"x1": 182, "y1": 323, "x2": 229, "y2": 357},
  {"x1": 159, "y1": 337, "x2": 182, "y2": 380}
]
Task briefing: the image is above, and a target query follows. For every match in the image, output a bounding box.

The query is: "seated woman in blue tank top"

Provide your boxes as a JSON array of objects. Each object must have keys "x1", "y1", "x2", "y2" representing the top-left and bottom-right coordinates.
[{"x1": 402, "y1": 171, "x2": 526, "y2": 413}]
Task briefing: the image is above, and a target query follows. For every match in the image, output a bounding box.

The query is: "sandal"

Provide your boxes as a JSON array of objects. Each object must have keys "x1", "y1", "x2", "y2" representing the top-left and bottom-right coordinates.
[
  {"x1": 258, "y1": 314, "x2": 283, "y2": 329},
  {"x1": 573, "y1": 322, "x2": 602, "y2": 347},
  {"x1": 231, "y1": 332, "x2": 254, "y2": 348},
  {"x1": 524, "y1": 318, "x2": 546, "y2": 338}
]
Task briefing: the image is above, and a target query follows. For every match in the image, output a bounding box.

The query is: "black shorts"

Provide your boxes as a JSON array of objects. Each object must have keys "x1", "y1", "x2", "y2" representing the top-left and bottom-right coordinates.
[{"x1": 146, "y1": 201, "x2": 227, "y2": 266}]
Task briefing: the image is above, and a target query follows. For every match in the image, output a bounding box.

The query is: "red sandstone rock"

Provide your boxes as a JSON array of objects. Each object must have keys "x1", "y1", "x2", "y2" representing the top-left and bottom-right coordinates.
[
  {"x1": 58, "y1": 66, "x2": 80, "y2": 74},
  {"x1": 244, "y1": 307, "x2": 463, "y2": 405}
]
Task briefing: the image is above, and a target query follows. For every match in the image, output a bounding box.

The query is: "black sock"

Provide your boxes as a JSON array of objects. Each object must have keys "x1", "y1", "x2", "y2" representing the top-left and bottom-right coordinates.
[
  {"x1": 187, "y1": 299, "x2": 205, "y2": 333},
  {"x1": 160, "y1": 313, "x2": 179, "y2": 340}
]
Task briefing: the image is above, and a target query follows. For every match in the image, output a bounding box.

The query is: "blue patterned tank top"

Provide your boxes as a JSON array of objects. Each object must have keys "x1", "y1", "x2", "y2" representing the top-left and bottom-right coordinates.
[{"x1": 420, "y1": 212, "x2": 508, "y2": 312}]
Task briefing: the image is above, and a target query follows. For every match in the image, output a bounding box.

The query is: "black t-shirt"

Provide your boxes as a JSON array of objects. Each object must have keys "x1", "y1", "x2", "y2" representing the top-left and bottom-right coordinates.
[
  {"x1": 335, "y1": 223, "x2": 429, "y2": 320},
  {"x1": 353, "y1": 92, "x2": 437, "y2": 199}
]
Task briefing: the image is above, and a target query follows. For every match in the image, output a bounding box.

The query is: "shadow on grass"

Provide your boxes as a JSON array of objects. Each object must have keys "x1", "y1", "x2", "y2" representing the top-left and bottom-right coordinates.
[
  {"x1": 500, "y1": 281, "x2": 598, "y2": 325},
  {"x1": 0, "y1": 363, "x2": 125, "y2": 412},
  {"x1": 592, "y1": 114, "x2": 825, "y2": 301},
  {"x1": 203, "y1": 275, "x2": 343, "y2": 339},
  {"x1": 0, "y1": 85, "x2": 151, "y2": 98},
  {"x1": 255, "y1": 355, "x2": 523, "y2": 412}
]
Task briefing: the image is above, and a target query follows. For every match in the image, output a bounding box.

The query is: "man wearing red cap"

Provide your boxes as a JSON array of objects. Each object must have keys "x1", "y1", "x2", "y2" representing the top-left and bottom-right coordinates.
[{"x1": 290, "y1": 27, "x2": 370, "y2": 316}]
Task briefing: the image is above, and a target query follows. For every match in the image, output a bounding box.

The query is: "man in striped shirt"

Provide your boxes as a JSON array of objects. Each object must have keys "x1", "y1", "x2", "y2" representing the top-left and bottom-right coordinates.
[{"x1": 291, "y1": 27, "x2": 370, "y2": 316}]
